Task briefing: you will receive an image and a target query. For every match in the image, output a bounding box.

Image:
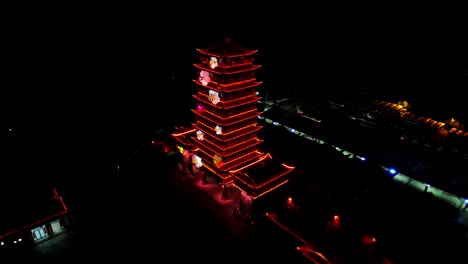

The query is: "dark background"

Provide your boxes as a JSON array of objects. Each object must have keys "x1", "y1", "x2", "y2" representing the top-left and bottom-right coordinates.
[{"x1": 4, "y1": 5, "x2": 467, "y2": 173}]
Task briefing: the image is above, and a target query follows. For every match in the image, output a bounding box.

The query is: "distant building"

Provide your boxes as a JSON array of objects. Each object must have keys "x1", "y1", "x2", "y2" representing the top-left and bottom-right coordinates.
[
  {"x1": 172, "y1": 36, "x2": 296, "y2": 219},
  {"x1": 2, "y1": 127, "x2": 72, "y2": 254},
  {"x1": 0, "y1": 184, "x2": 70, "y2": 253}
]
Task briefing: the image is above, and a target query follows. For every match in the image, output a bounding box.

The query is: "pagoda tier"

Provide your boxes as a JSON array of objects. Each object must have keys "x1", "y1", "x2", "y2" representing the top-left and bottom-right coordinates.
[
  {"x1": 192, "y1": 108, "x2": 260, "y2": 129},
  {"x1": 191, "y1": 132, "x2": 263, "y2": 162},
  {"x1": 193, "y1": 90, "x2": 261, "y2": 109},
  {"x1": 194, "y1": 63, "x2": 261, "y2": 76},
  {"x1": 192, "y1": 122, "x2": 263, "y2": 147},
  {"x1": 194, "y1": 78, "x2": 262, "y2": 93},
  {"x1": 193, "y1": 148, "x2": 265, "y2": 182},
  {"x1": 230, "y1": 154, "x2": 295, "y2": 199}
]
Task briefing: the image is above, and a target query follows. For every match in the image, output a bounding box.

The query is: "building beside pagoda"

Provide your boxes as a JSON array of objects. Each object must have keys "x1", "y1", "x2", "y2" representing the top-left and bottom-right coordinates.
[{"x1": 171, "y1": 36, "x2": 296, "y2": 220}]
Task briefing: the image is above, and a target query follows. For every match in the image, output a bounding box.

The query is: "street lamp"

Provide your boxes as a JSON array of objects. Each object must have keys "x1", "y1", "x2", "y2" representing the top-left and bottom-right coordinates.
[{"x1": 424, "y1": 184, "x2": 430, "y2": 192}]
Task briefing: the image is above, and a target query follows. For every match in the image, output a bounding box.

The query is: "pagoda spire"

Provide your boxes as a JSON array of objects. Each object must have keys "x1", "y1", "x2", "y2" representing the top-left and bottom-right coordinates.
[{"x1": 224, "y1": 32, "x2": 232, "y2": 43}]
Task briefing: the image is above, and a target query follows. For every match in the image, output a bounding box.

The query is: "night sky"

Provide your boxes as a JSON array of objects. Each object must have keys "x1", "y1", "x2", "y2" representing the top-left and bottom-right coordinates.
[
  {"x1": 6, "y1": 9, "x2": 467, "y2": 123},
  {"x1": 4, "y1": 8, "x2": 467, "y2": 162}
]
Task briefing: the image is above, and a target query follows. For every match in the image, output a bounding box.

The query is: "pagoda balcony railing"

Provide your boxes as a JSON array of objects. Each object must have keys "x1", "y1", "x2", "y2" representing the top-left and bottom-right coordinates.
[
  {"x1": 221, "y1": 81, "x2": 262, "y2": 93},
  {"x1": 194, "y1": 148, "x2": 264, "y2": 173},
  {"x1": 193, "y1": 79, "x2": 262, "y2": 93},
  {"x1": 222, "y1": 96, "x2": 261, "y2": 109},
  {"x1": 194, "y1": 84, "x2": 258, "y2": 99},
  {"x1": 192, "y1": 94, "x2": 260, "y2": 110},
  {"x1": 196, "y1": 120, "x2": 260, "y2": 139},
  {"x1": 200, "y1": 163, "x2": 232, "y2": 184},
  {"x1": 192, "y1": 109, "x2": 260, "y2": 127},
  {"x1": 194, "y1": 63, "x2": 261, "y2": 75},
  {"x1": 193, "y1": 100, "x2": 259, "y2": 119}
]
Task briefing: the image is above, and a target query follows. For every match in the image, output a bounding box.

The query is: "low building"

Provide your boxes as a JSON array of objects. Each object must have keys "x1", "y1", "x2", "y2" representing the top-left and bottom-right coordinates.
[{"x1": 0, "y1": 182, "x2": 70, "y2": 253}]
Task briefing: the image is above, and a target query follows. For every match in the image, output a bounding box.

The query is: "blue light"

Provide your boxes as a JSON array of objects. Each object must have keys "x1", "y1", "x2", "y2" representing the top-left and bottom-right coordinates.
[
  {"x1": 389, "y1": 168, "x2": 397, "y2": 175},
  {"x1": 360, "y1": 157, "x2": 366, "y2": 161}
]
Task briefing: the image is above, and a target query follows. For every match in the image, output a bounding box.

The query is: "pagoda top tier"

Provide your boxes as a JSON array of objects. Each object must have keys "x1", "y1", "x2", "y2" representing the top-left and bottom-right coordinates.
[{"x1": 197, "y1": 35, "x2": 257, "y2": 58}]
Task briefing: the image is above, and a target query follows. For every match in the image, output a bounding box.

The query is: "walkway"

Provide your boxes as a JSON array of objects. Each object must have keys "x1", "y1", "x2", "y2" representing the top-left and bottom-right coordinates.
[{"x1": 259, "y1": 110, "x2": 468, "y2": 225}]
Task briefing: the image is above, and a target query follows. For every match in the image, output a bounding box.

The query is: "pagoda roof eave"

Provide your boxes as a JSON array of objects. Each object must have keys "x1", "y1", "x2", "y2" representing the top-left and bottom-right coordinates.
[
  {"x1": 230, "y1": 161, "x2": 295, "y2": 199},
  {"x1": 196, "y1": 48, "x2": 257, "y2": 58},
  {"x1": 171, "y1": 127, "x2": 197, "y2": 146},
  {"x1": 193, "y1": 79, "x2": 262, "y2": 92}
]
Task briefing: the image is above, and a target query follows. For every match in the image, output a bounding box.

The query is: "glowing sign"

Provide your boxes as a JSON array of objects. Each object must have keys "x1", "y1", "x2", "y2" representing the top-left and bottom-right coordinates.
[
  {"x1": 209, "y1": 57, "x2": 218, "y2": 69},
  {"x1": 196, "y1": 130, "x2": 204, "y2": 141},
  {"x1": 199, "y1": 70, "x2": 210, "y2": 86},
  {"x1": 213, "y1": 154, "x2": 223, "y2": 167},
  {"x1": 192, "y1": 155, "x2": 202, "y2": 168},
  {"x1": 215, "y1": 125, "x2": 222, "y2": 135},
  {"x1": 208, "y1": 90, "x2": 220, "y2": 105}
]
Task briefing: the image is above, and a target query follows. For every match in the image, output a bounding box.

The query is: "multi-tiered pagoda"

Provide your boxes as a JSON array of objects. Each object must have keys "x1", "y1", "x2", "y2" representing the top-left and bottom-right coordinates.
[{"x1": 172, "y1": 35, "x2": 295, "y2": 217}]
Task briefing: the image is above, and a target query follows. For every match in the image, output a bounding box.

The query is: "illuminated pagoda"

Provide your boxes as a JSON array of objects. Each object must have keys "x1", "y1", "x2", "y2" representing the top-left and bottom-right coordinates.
[{"x1": 172, "y1": 35, "x2": 295, "y2": 218}]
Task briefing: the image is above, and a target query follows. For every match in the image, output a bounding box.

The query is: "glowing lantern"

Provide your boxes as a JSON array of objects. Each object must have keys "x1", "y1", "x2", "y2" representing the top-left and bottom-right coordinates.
[
  {"x1": 196, "y1": 130, "x2": 204, "y2": 141},
  {"x1": 192, "y1": 155, "x2": 202, "y2": 168},
  {"x1": 215, "y1": 125, "x2": 222, "y2": 135},
  {"x1": 209, "y1": 57, "x2": 218, "y2": 69},
  {"x1": 213, "y1": 154, "x2": 223, "y2": 167},
  {"x1": 208, "y1": 90, "x2": 220, "y2": 105},
  {"x1": 199, "y1": 70, "x2": 210, "y2": 86}
]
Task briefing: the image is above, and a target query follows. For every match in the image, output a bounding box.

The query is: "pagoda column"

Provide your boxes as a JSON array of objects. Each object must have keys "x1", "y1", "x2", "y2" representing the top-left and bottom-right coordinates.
[{"x1": 221, "y1": 184, "x2": 229, "y2": 199}]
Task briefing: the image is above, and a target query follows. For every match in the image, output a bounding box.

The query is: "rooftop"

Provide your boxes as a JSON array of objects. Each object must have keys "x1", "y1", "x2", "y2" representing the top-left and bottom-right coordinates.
[{"x1": 196, "y1": 36, "x2": 257, "y2": 58}]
